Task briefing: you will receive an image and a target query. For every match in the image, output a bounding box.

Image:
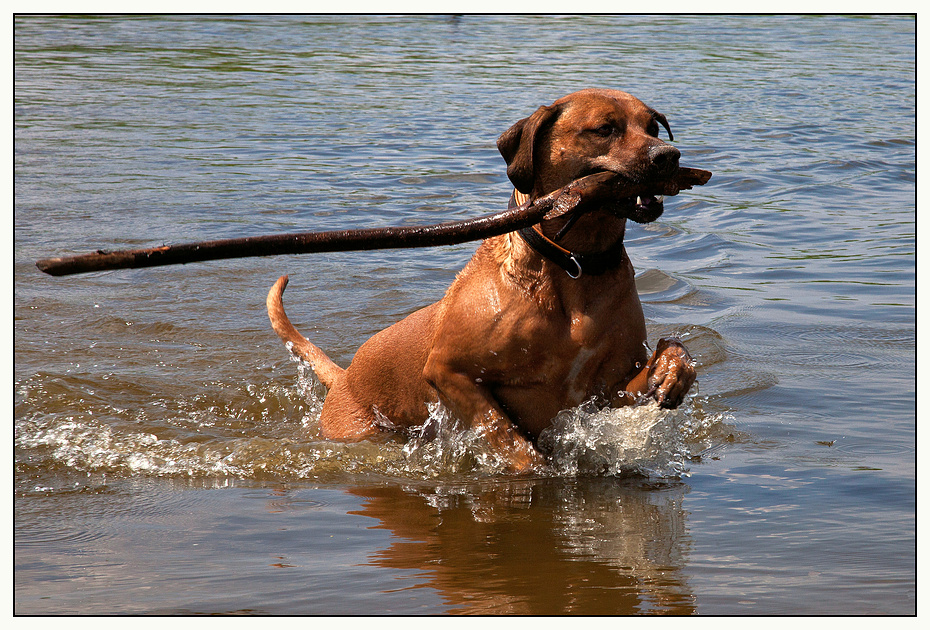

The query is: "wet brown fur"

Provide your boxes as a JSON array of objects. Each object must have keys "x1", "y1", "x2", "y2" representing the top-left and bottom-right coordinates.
[{"x1": 268, "y1": 89, "x2": 696, "y2": 471}]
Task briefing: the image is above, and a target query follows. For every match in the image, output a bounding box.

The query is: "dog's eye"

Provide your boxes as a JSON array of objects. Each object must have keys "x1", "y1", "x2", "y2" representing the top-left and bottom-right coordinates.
[
  {"x1": 647, "y1": 121, "x2": 660, "y2": 137},
  {"x1": 593, "y1": 124, "x2": 614, "y2": 137}
]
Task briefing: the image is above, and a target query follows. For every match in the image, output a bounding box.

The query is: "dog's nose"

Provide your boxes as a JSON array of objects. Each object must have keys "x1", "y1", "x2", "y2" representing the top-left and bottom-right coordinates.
[{"x1": 648, "y1": 143, "x2": 680, "y2": 174}]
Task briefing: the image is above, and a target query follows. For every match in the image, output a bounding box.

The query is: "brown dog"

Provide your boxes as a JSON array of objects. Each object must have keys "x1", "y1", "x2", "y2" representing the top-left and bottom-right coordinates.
[{"x1": 267, "y1": 89, "x2": 696, "y2": 471}]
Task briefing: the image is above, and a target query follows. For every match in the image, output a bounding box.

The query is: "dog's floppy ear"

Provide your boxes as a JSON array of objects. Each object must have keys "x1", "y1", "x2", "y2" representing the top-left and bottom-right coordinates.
[
  {"x1": 497, "y1": 103, "x2": 562, "y2": 194},
  {"x1": 653, "y1": 111, "x2": 674, "y2": 142}
]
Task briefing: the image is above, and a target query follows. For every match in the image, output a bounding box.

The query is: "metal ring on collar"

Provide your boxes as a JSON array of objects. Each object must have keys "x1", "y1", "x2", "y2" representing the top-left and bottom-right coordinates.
[{"x1": 566, "y1": 255, "x2": 583, "y2": 279}]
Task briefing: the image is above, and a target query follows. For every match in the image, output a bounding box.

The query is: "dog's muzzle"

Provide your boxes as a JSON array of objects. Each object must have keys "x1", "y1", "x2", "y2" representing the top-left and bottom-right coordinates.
[{"x1": 592, "y1": 144, "x2": 678, "y2": 224}]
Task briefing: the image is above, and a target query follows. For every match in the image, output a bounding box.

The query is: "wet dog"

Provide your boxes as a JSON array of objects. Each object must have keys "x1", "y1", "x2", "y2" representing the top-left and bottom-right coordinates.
[{"x1": 267, "y1": 89, "x2": 696, "y2": 472}]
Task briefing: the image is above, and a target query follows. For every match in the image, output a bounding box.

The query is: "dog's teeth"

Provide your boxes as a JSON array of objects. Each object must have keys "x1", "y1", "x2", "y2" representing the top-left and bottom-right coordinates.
[{"x1": 635, "y1": 195, "x2": 664, "y2": 206}]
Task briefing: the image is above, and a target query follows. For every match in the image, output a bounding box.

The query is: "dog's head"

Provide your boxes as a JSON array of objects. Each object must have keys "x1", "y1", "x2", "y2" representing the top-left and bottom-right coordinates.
[{"x1": 498, "y1": 89, "x2": 679, "y2": 224}]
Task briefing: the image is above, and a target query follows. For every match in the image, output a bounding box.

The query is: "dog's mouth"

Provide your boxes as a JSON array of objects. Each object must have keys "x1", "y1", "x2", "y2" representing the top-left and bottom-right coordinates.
[
  {"x1": 610, "y1": 191, "x2": 666, "y2": 224},
  {"x1": 577, "y1": 167, "x2": 672, "y2": 224},
  {"x1": 538, "y1": 168, "x2": 685, "y2": 231}
]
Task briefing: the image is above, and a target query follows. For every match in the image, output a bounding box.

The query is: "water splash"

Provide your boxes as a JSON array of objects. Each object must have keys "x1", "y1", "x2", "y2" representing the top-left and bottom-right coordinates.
[
  {"x1": 16, "y1": 366, "x2": 726, "y2": 482},
  {"x1": 288, "y1": 347, "x2": 327, "y2": 429},
  {"x1": 400, "y1": 403, "x2": 526, "y2": 477},
  {"x1": 539, "y1": 401, "x2": 692, "y2": 478},
  {"x1": 400, "y1": 399, "x2": 722, "y2": 480}
]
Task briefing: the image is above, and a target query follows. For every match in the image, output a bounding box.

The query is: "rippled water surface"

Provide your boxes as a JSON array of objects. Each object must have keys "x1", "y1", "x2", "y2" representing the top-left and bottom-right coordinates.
[{"x1": 14, "y1": 15, "x2": 915, "y2": 615}]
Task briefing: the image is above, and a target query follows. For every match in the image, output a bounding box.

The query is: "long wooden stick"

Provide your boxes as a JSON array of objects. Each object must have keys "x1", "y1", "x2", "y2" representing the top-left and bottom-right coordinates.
[{"x1": 36, "y1": 168, "x2": 711, "y2": 277}]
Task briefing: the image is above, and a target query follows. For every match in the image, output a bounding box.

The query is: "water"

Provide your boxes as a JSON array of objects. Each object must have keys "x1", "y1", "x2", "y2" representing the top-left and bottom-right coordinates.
[{"x1": 13, "y1": 15, "x2": 915, "y2": 615}]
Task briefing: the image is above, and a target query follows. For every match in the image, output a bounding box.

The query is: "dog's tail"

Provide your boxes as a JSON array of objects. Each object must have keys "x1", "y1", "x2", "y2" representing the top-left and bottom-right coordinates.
[{"x1": 266, "y1": 275, "x2": 345, "y2": 390}]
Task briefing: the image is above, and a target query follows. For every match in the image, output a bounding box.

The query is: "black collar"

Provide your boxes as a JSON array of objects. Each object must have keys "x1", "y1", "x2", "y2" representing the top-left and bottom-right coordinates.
[{"x1": 509, "y1": 191, "x2": 626, "y2": 278}]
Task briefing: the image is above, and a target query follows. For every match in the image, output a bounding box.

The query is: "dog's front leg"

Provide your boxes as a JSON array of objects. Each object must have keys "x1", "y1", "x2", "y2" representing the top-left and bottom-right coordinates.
[
  {"x1": 422, "y1": 364, "x2": 543, "y2": 473},
  {"x1": 622, "y1": 337, "x2": 696, "y2": 409}
]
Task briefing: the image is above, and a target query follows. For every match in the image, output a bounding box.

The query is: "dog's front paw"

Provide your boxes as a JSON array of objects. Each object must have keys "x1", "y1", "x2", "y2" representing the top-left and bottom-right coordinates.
[
  {"x1": 502, "y1": 439, "x2": 545, "y2": 474},
  {"x1": 475, "y1": 415, "x2": 545, "y2": 474},
  {"x1": 645, "y1": 337, "x2": 696, "y2": 409}
]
